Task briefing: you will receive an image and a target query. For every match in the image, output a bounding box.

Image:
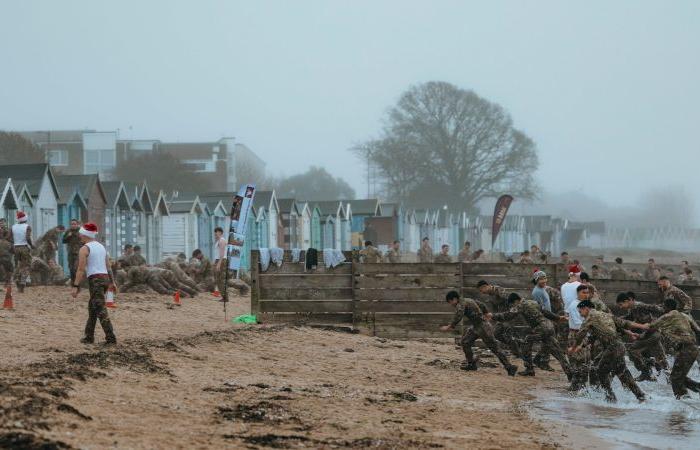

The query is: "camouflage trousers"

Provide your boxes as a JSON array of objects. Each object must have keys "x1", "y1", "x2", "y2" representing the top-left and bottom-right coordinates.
[
  {"x1": 522, "y1": 325, "x2": 571, "y2": 375},
  {"x1": 596, "y1": 341, "x2": 645, "y2": 401},
  {"x1": 493, "y1": 322, "x2": 522, "y2": 358},
  {"x1": 84, "y1": 276, "x2": 116, "y2": 343},
  {"x1": 13, "y1": 246, "x2": 31, "y2": 286},
  {"x1": 68, "y1": 252, "x2": 79, "y2": 284},
  {"x1": 460, "y1": 322, "x2": 512, "y2": 369},
  {"x1": 0, "y1": 256, "x2": 13, "y2": 286},
  {"x1": 670, "y1": 342, "x2": 700, "y2": 398},
  {"x1": 627, "y1": 332, "x2": 668, "y2": 374},
  {"x1": 568, "y1": 330, "x2": 590, "y2": 388}
]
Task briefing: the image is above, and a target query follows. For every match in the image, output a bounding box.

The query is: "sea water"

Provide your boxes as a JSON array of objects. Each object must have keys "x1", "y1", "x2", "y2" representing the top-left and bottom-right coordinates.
[{"x1": 530, "y1": 360, "x2": 700, "y2": 449}]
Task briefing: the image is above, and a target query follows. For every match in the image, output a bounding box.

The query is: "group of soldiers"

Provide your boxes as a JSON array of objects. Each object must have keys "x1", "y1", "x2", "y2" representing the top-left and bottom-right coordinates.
[
  {"x1": 440, "y1": 264, "x2": 700, "y2": 402},
  {"x1": 0, "y1": 215, "x2": 67, "y2": 291},
  {"x1": 0, "y1": 216, "x2": 248, "y2": 299},
  {"x1": 359, "y1": 238, "x2": 485, "y2": 264}
]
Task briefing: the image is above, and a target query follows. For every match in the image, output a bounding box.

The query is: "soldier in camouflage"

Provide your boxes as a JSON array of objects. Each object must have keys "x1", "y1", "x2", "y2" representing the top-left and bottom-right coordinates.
[
  {"x1": 10, "y1": 211, "x2": 33, "y2": 292},
  {"x1": 417, "y1": 237, "x2": 433, "y2": 263},
  {"x1": 609, "y1": 257, "x2": 629, "y2": 280},
  {"x1": 0, "y1": 218, "x2": 11, "y2": 242},
  {"x1": 644, "y1": 258, "x2": 661, "y2": 281},
  {"x1": 188, "y1": 248, "x2": 215, "y2": 291},
  {"x1": 632, "y1": 297, "x2": 700, "y2": 399},
  {"x1": 0, "y1": 238, "x2": 14, "y2": 288},
  {"x1": 657, "y1": 276, "x2": 693, "y2": 313},
  {"x1": 616, "y1": 292, "x2": 667, "y2": 381},
  {"x1": 490, "y1": 293, "x2": 571, "y2": 378},
  {"x1": 385, "y1": 240, "x2": 401, "y2": 263},
  {"x1": 440, "y1": 290, "x2": 517, "y2": 376},
  {"x1": 62, "y1": 219, "x2": 83, "y2": 284},
  {"x1": 518, "y1": 251, "x2": 534, "y2": 264},
  {"x1": 434, "y1": 245, "x2": 452, "y2": 263},
  {"x1": 359, "y1": 241, "x2": 383, "y2": 264},
  {"x1": 569, "y1": 300, "x2": 645, "y2": 402},
  {"x1": 127, "y1": 245, "x2": 147, "y2": 267},
  {"x1": 476, "y1": 280, "x2": 522, "y2": 358},
  {"x1": 457, "y1": 241, "x2": 471, "y2": 263}
]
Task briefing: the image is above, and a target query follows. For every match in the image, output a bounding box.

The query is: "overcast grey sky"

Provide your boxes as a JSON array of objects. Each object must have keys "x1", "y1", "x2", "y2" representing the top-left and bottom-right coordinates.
[{"x1": 1, "y1": 1, "x2": 698, "y2": 219}]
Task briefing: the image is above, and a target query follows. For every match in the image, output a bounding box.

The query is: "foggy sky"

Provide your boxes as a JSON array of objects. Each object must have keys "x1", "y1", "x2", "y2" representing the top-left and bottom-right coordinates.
[{"x1": 1, "y1": 1, "x2": 699, "y2": 220}]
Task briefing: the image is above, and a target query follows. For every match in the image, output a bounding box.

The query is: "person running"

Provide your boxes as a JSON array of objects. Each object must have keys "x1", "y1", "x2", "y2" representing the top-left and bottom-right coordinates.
[
  {"x1": 71, "y1": 223, "x2": 117, "y2": 345},
  {"x1": 440, "y1": 291, "x2": 517, "y2": 376}
]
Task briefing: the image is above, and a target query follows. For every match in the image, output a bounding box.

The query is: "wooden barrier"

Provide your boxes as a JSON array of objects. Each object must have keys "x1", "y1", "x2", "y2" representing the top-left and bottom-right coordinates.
[{"x1": 251, "y1": 252, "x2": 700, "y2": 338}]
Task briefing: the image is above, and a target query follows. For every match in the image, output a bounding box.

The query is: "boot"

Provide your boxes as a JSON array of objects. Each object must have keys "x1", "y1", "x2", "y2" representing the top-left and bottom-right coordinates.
[
  {"x1": 461, "y1": 361, "x2": 478, "y2": 371},
  {"x1": 518, "y1": 367, "x2": 536, "y2": 376},
  {"x1": 635, "y1": 371, "x2": 656, "y2": 382},
  {"x1": 506, "y1": 365, "x2": 518, "y2": 377},
  {"x1": 80, "y1": 336, "x2": 94, "y2": 344},
  {"x1": 17, "y1": 283, "x2": 24, "y2": 294}
]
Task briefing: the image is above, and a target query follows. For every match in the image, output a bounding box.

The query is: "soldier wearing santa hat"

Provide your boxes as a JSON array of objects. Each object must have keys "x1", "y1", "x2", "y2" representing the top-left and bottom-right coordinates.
[
  {"x1": 9, "y1": 211, "x2": 33, "y2": 293},
  {"x1": 71, "y1": 223, "x2": 117, "y2": 345}
]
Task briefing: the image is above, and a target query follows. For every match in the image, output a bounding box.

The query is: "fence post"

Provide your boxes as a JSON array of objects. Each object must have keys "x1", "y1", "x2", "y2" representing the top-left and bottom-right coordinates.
[{"x1": 351, "y1": 259, "x2": 357, "y2": 330}]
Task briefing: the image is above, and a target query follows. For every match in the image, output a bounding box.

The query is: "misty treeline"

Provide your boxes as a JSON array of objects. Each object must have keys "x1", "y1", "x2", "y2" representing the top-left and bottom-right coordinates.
[
  {"x1": 353, "y1": 81, "x2": 538, "y2": 212},
  {"x1": 0, "y1": 132, "x2": 45, "y2": 165},
  {"x1": 523, "y1": 188, "x2": 697, "y2": 228}
]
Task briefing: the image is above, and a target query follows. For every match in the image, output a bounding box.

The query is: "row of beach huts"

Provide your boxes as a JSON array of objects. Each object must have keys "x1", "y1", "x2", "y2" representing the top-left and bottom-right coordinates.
[{"x1": 0, "y1": 163, "x2": 618, "y2": 274}]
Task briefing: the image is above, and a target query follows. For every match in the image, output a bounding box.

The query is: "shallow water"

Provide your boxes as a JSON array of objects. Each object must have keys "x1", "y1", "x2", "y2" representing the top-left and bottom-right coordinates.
[{"x1": 530, "y1": 360, "x2": 700, "y2": 449}]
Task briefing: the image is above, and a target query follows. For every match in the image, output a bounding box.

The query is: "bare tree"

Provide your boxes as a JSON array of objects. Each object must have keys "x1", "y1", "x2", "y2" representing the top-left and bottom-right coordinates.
[
  {"x1": 277, "y1": 166, "x2": 355, "y2": 201},
  {"x1": 112, "y1": 152, "x2": 207, "y2": 193},
  {"x1": 0, "y1": 132, "x2": 45, "y2": 165},
  {"x1": 353, "y1": 81, "x2": 538, "y2": 210}
]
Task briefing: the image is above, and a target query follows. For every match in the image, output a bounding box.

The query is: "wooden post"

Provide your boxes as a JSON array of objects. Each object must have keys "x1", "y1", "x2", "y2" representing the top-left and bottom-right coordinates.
[
  {"x1": 351, "y1": 259, "x2": 357, "y2": 330},
  {"x1": 250, "y1": 250, "x2": 260, "y2": 315}
]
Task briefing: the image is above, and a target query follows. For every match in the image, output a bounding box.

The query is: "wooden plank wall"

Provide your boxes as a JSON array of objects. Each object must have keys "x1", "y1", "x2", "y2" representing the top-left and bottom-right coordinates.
[{"x1": 251, "y1": 253, "x2": 700, "y2": 337}]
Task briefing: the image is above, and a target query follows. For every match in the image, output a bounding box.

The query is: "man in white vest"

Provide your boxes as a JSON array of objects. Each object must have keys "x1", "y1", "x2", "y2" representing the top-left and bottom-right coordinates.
[
  {"x1": 9, "y1": 211, "x2": 33, "y2": 293},
  {"x1": 71, "y1": 223, "x2": 117, "y2": 345}
]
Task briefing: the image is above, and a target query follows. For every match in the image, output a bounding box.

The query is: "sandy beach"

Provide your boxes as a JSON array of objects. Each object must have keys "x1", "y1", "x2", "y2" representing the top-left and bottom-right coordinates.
[{"x1": 1, "y1": 287, "x2": 588, "y2": 449}]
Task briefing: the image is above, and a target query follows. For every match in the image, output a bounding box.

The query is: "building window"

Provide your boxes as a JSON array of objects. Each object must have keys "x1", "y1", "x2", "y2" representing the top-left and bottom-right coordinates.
[
  {"x1": 84, "y1": 149, "x2": 116, "y2": 174},
  {"x1": 48, "y1": 149, "x2": 69, "y2": 166}
]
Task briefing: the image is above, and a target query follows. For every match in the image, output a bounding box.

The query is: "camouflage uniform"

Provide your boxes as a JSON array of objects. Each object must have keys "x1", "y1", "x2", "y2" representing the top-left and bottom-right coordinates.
[
  {"x1": 0, "y1": 239, "x2": 14, "y2": 286},
  {"x1": 660, "y1": 285, "x2": 693, "y2": 313},
  {"x1": 84, "y1": 276, "x2": 116, "y2": 344},
  {"x1": 573, "y1": 310, "x2": 644, "y2": 401},
  {"x1": 189, "y1": 256, "x2": 215, "y2": 291},
  {"x1": 417, "y1": 245, "x2": 433, "y2": 263},
  {"x1": 545, "y1": 286, "x2": 564, "y2": 314},
  {"x1": 126, "y1": 253, "x2": 147, "y2": 267},
  {"x1": 487, "y1": 285, "x2": 522, "y2": 358},
  {"x1": 644, "y1": 266, "x2": 661, "y2": 281},
  {"x1": 624, "y1": 302, "x2": 668, "y2": 375},
  {"x1": 30, "y1": 257, "x2": 52, "y2": 285},
  {"x1": 434, "y1": 253, "x2": 452, "y2": 263},
  {"x1": 492, "y1": 299, "x2": 571, "y2": 376},
  {"x1": 359, "y1": 245, "x2": 383, "y2": 264},
  {"x1": 457, "y1": 248, "x2": 471, "y2": 263},
  {"x1": 385, "y1": 248, "x2": 401, "y2": 263},
  {"x1": 647, "y1": 310, "x2": 700, "y2": 397},
  {"x1": 609, "y1": 265, "x2": 629, "y2": 280},
  {"x1": 160, "y1": 260, "x2": 200, "y2": 293},
  {"x1": 518, "y1": 256, "x2": 534, "y2": 264},
  {"x1": 13, "y1": 246, "x2": 31, "y2": 288},
  {"x1": 62, "y1": 229, "x2": 83, "y2": 283},
  {"x1": 450, "y1": 298, "x2": 515, "y2": 373}
]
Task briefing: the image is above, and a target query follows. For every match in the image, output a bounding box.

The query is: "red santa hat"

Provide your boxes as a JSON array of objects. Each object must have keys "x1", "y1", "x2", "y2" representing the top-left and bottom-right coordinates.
[
  {"x1": 79, "y1": 223, "x2": 98, "y2": 239},
  {"x1": 568, "y1": 264, "x2": 581, "y2": 275},
  {"x1": 16, "y1": 211, "x2": 28, "y2": 223}
]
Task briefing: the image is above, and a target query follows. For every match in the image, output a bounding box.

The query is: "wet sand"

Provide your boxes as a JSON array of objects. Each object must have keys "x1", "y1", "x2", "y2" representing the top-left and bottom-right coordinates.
[{"x1": 2, "y1": 286, "x2": 584, "y2": 449}]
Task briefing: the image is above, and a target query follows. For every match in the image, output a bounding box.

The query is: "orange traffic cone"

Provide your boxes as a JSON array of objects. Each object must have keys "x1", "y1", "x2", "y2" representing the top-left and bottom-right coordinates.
[
  {"x1": 173, "y1": 290, "x2": 182, "y2": 306},
  {"x1": 3, "y1": 285, "x2": 14, "y2": 310},
  {"x1": 212, "y1": 289, "x2": 221, "y2": 298},
  {"x1": 106, "y1": 285, "x2": 117, "y2": 308}
]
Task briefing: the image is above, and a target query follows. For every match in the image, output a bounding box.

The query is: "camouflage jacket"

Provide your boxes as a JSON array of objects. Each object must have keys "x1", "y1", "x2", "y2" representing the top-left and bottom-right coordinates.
[
  {"x1": 545, "y1": 285, "x2": 564, "y2": 314},
  {"x1": 450, "y1": 298, "x2": 489, "y2": 328},
  {"x1": 62, "y1": 229, "x2": 83, "y2": 256},
  {"x1": 492, "y1": 299, "x2": 559, "y2": 330},
  {"x1": 434, "y1": 253, "x2": 452, "y2": 263},
  {"x1": 488, "y1": 285, "x2": 510, "y2": 313},
  {"x1": 650, "y1": 310, "x2": 700, "y2": 346},
  {"x1": 385, "y1": 248, "x2": 401, "y2": 263},
  {"x1": 591, "y1": 296, "x2": 610, "y2": 313},
  {"x1": 457, "y1": 248, "x2": 471, "y2": 263},
  {"x1": 610, "y1": 265, "x2": 629, "y2": 280},
  {"x1": 644, "y1": 267, "x2": 661, "y2": 281},
  {"x1": 575, "y1": 309, "x2": 631, "y2": 346},
  {"x1": 624, "y1": 301, "x2": 664, "y2": 324},
  {"x1": 660, "y1": 285, "x2": 693, "y2": 313},
  {"x1": 360, "y1": 246, "x2": 383, "y2": 264},
  {"x1": 417, "y1": 246, "x2": 433, "y2": 263}
]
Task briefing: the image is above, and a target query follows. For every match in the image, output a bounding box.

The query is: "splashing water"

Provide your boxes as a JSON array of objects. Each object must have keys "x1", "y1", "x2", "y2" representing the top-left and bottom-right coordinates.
[{"x1": 530, "y1": 358, "x2": 700, "y2": 449}]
